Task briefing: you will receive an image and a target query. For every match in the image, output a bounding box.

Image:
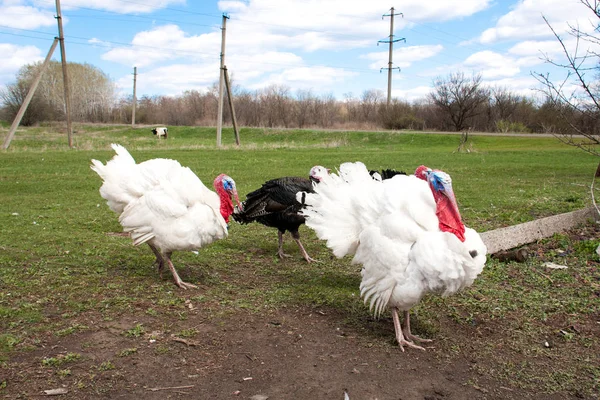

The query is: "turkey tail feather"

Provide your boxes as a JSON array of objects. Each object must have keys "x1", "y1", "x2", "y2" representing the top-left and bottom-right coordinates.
[{"x1": 301, "y1": 162, "x2": 376, "y2": 257}]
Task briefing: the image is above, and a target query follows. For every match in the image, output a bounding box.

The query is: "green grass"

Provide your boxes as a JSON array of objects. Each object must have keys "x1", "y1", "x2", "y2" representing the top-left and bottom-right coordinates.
[
  {"x1": 1, "y1": 122, "x2": 599, "y2": 396},
  {"x1": 41, "y1": 352, "x2": 81, "y2": 367},
  {"x1": 117, "y1": 348, "x2": 137, "y2": 358}
]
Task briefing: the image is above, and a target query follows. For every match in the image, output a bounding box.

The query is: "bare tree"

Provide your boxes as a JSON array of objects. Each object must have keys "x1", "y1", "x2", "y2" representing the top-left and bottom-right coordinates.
[
  {"x1": 1, "y1": 61, "x2": 116, "y2": 124},
  {"x1": 491, "y1": 86, "x2": 521, "y2": 121},
  {"x1": 314, "y1": 93, "x2": 338, "y2": 128},
  {"x1": 429, "y1": 72, "x2": 489, "y2": 131},
  {"x1": 0, "y1": 79, "x2": 53, "y2": 125},
  {"x1": 258, "y1": 84, "x2": 292, "y2": 128},
  {"x1": 360, "y1": 89, "x2": 384, "y2": 123},
  {"x1": 295, "y1": 89, "x2": 315, "y2": 128},
  {"x1": 533, "y1": 0, "x2": 600, "y2": 156}
]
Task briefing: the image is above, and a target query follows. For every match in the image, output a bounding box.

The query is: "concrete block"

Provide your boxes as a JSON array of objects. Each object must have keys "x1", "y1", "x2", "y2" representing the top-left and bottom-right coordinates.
[{"x1": 480, "y1": 206, "x2": 599, "y2": 254}]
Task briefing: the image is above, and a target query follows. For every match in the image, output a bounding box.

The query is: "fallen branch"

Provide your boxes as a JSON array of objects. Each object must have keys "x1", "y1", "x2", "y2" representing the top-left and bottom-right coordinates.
[
  {"x1": 147, "y1": 385, "x2": 195, "y2": 392},
  {"x1": 172, "y1": 337, "x2": 199, "y2": 346},
  {"x1": 534, "y1": 269, "x2": 554, "y2": 284}
]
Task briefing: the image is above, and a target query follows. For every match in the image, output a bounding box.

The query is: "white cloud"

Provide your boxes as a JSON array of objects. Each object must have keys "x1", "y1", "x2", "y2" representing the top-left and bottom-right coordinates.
[
  {"x1": 361, "y1": 45, "x2": 444, "y2": 70},
  {"x1": 101, "y1": 0, "x2": 495, "y2": 97},
  {"x1": 392, "y1": 85, "x2": 432, "y2": 101},
  {"x1": 220, "y1": 0, "x2": 492, "y2": 26},
  {"x1": 127, "y1": 63, "x2": 219, "y2": 95},
  {"x1": 482, "y1": 76, "x2": 544, "y2": 98},
  {"x1": 219, "y1": 0, "x2": 492, "y2": 52},
  {"x1": 508, "y1": 40, "x2": 563, "y2": 57},
  {"x1": 0, "y1": 43, "x2": 43, "y2": 81},
  {"x1": 228, "y1": 52, "x2": 304, "y2": 80},
  {"x1": 40, "y1": 0, "x2": 186, "y2": 14},
  {"x1": 479, "y1": 0, "x2": 594, "y2": 44},
  {"x1": 101, "y1": 25, "x2": 220, "y2": 67},
  {"x1": 0, "y1": 5, "x2": 54, "y2": 29},
  {"x1": 0, "y1": 0, "x2": 185, "y2": 31},
  {"x1": 248, "y1": 66, "x2": 358, "y2": 91},
  {"x1": 103, "y1": 19, "x2": 361, "y2": 96},
  {"x1": 87, "y1": 38, "x2": 114, "y2": 50},
  {"x1": 463, "y1": 51, "x2": 521, "y2": 78}
]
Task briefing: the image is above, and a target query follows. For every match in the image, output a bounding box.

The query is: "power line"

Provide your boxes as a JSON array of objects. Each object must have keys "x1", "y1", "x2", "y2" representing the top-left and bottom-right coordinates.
[
  {"x1": 0, "y1": 22, "x2": 384, "y2": 73},
  {"x1": 3, "y1": 1, "x2": 507, "y2": 58},
  {"x1": 34, "y1": 0, "x2": 222, "y2": 19},
  {"x1": 231, "y1": 17, "x2": 376, "y2": 42},
  {"x1": 0, "y1": 25, "x2": 56, "y2": 37},
  {"x1": 6, "y1": 2, "x2": 381, "y2": 45},
  {"x1": 0, "y1": 31, "x2": 54, "y2": 41},
  {"x1": 0, "y1": 29, "x2": 434, "y2": 83},
  {"x1": 0, "y1": 30, "x2": 379, "y2": 74},
  {"x1": 0, "y1": 3, "x2": 522, "y2": 92},
  {"x1": 0, "y1": 25, "x2": 219, "y2": 58},
  {"x1": 66, "y1": 14, "x2": 219, "y2": 29},
  {"x1": 12, "y1": 0, "x2": 515, "y2": 57},
  {"x1": 113, "y1": 0, "x2": 223, "y2": 18},
  {"x1": 0, "y1": 21, "x2": 465, "y2": 78},
  {"x1": 402, "y1": 16, "x2": 508, "y2": 53}
]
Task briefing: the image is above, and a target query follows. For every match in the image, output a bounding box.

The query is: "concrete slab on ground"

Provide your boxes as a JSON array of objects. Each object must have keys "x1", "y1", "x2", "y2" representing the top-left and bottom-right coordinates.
[{"x1": 480, "y1": 206, "x2": 599, "y2": 254}]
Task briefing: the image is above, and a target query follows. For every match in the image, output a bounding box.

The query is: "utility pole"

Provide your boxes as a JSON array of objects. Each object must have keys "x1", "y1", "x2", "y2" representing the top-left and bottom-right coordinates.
[
  {"x1": 2, "y1": 38, "x2": 59, "y2": 150},
  {"x1": 216, "y1": 14, "x2": 229, "y2": 147},
  {"x1": 223, "y1": 67, "x2": 240, "y2": 145},
  {"x1": 132, "y1": 66, "x2": 137, "y2": 127},
  {"x1": 378, "y1": 7, "x2": 405, "y2": 105},
  {"x1": 55, "y1": 0, "x2": 73, "y2": 147}
]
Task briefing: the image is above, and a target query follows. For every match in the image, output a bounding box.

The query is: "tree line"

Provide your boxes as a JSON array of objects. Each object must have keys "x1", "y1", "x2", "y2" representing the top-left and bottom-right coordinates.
[{"x1": 0, "y1": 61, "x2": 597, "y2": 137}]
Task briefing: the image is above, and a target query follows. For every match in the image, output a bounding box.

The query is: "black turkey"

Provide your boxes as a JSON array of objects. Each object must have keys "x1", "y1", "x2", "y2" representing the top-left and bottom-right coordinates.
[{"x1": 233, "y1": 166, "x2": 329, "y2": 262}]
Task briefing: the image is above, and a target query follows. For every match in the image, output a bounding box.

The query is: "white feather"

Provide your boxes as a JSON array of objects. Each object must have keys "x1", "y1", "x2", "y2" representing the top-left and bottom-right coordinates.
[
  {"x1": 301, "y1": 161, "x2": 487, "y2": 316},
  {"x1": 91, "y1": 144, "x2": 228, "y2": 254}
]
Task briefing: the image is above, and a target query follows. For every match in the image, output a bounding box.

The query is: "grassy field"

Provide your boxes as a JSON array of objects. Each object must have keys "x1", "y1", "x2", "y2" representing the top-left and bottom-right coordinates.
[{"x1": 1, "y1": 123, "x2": 599, "y2": 397}]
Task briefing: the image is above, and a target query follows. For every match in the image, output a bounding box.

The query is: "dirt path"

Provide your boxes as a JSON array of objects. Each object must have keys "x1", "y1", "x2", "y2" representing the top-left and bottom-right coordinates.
[{"x1": 3, "y1": 306, "x2": 571, "y2": 400}]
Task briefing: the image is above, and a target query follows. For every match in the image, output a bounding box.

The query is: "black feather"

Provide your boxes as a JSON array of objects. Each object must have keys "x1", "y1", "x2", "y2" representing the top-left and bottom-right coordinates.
[
  {"x1": 369, "y1": 169, "x2": 407, "y2": 180},
  {"x1": 232, "y1": 176, "x2": 314, "y2": 235}
]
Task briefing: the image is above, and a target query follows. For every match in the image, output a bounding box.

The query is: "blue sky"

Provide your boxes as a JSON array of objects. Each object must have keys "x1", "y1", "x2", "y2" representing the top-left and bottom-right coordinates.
[{"x1": 0, "y1": 0, "x2": 596, "y2": 101}]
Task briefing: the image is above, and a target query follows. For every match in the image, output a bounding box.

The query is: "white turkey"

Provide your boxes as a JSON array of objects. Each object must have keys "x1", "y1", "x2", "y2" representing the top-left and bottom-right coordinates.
[
  {"x1": 299, "y1": 161, "x2": 487, "y2": 351},
  {"x1": 232, "y1": 166, "x2": 329, "y2": 262},
  {"x1": 91, "y1": 144, "x2": 241, "y2": 289}
]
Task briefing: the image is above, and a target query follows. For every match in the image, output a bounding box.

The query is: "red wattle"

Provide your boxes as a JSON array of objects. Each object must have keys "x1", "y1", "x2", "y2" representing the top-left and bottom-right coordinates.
[{"x1": 220, "y1": 198, "x2": 234, "y2": 223}]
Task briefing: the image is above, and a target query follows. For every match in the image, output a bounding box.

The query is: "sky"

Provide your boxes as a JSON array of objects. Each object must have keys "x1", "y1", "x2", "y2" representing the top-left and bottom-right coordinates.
[{"x1": 0, "y1": 0, "x2": 598, "y2": 102}]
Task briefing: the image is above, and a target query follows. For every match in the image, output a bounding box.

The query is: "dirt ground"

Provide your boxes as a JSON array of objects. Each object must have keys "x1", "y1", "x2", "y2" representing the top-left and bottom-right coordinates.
[
  {"x1": 3, "y1": 224, "x2": 600, "y2": 399},
  {"x1": 1, "y1": 305, "x2": 579, "y2": 400}
]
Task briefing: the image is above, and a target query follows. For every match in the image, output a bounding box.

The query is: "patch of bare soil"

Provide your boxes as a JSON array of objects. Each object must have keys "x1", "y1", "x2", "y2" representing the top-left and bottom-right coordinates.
[
  {"x1": 3, "y1": 223, "x2": 599, "y2": 399},
  {"x1": 0, "y1": 305, "x2": 577, "y2": 400}
]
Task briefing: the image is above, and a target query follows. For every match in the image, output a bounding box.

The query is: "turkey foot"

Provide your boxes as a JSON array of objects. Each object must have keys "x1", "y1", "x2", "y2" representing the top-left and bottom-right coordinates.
[
  {"x1": 294, "y1": 238, "x2": 317, "y2": 263},
  {"x1": 148, "y1": 244, "x2": 166, "y2": 277},
  {"x1": 402, "y1": 310, "x2": 432, "y2": 343},
  {"x1": 392, "y1": 308, "x2": 425, "y2": 351},
  {"x1": 277, "y1": 250, "x2": 293, "y2": 259},
  {"x1": 166, "y1": 258, "x2": 198, "y2": 290}
]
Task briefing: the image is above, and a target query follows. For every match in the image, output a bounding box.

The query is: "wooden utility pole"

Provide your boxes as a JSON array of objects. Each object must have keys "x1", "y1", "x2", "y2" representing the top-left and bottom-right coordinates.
[
  {"x1": 379, "y1": 7, "x2": 405, "y2": 105},
  {"x1": 223, "y1": 67, "x2": 240, "y2": 145},
  {"x1": 216, "y1": 14, "x2": 229, "y2": 147},
  {"x1": 2, "y1": 38, "x2": 59, "y2": 150},
  {"x1": 132, "y1": 66, "x2": 137, "y2": 127},
  {"x1": 55, "y1": 0, "x2": 73, "y2": 147}
]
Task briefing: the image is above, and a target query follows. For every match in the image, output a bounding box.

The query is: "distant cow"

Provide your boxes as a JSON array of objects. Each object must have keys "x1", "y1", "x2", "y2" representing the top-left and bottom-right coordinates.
[{"x1": 151, "y1": 127, "x2": 168, "y2": 138}]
